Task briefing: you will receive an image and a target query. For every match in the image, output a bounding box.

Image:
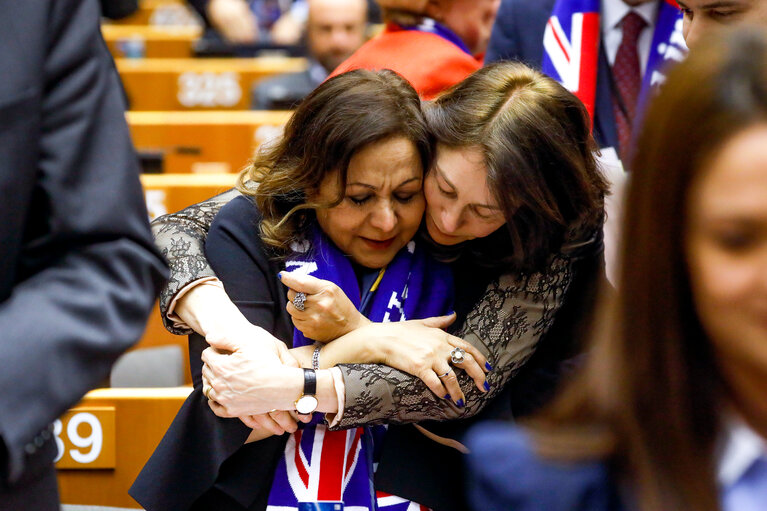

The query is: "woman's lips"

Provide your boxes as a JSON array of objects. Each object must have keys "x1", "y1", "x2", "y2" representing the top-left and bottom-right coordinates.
[{"x1": 361, "y1": 237, "x2": 395, "y2": 250}]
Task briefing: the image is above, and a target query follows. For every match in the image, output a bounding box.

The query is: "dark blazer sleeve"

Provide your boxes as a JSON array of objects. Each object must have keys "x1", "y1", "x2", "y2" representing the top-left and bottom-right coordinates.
[
  {"x1": 0, "y1": 0, "x2": 167, "y2": 486},
  {"x1": 131, "y1": 196, "x2": 293, "y2": 511},
  {"x1": 485, "y1": 0, "x2": 556, "y2": 67},
  {"x1": 465, "y1": 423, "x2": 622, "y2": 511}
]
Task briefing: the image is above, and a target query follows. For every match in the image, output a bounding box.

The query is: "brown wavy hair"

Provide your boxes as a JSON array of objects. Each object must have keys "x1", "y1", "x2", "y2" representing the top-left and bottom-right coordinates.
[
  {"x1": 237, "y1": 69, "x2": 432, "y2": 255},
  {"x1": 528, "y1": 27, "x2": 767, "y2": 511},
  {"x1": 425, "y1": 61, "x2": 608, "y2": 271}
]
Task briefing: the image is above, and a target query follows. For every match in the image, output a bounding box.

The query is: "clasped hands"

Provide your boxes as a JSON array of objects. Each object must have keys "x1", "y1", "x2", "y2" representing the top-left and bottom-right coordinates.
[{"x1": 201, "y1": 272, "x2": 491, "y2": 440}]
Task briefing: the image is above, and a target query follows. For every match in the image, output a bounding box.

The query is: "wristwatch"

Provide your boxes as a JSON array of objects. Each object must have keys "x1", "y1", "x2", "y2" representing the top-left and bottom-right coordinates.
[{"x1": 294, "y1": 368, "x2": 319, "y2": 415}]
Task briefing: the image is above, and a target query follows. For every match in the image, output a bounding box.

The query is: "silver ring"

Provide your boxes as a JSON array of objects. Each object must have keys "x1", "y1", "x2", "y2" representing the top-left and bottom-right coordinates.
[
  {"x1": 293, "y1": 292, "x2": 307, "y2": 311},
  {"x1": 450, "y1": 347, "x2": 466, "y2": 365},
  {"x1": 437, "y1": 370, "x2": 451, "y2": 378}
]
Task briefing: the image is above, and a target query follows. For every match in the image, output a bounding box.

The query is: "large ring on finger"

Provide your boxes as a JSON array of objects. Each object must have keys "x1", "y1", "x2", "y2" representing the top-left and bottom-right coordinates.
[
  {"x1": 293, "y1": 292, "x2": 307, "y2": 311},
  {"x1": 450, "y1": 347, "x2": 466, "y2": 365}
]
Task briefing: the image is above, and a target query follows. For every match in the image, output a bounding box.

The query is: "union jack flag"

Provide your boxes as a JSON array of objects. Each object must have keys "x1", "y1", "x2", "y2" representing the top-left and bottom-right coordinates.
[
  {"x1": 542, "y1": 0, "x2": 601, "y2": 119},
  {"x1": 267, "y1": 424, "x2": 431, "y2": 511}
]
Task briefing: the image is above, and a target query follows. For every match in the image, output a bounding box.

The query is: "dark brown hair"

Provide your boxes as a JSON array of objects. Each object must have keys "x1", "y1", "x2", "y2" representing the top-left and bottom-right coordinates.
[
  {"x1": 237, "y1": 69, "x2": 432, "y2": 254},
  {"x1": 425, "y1": 61, "x2": 607, "y2": 271},
  {"x1": 530, "y1": 27, "x2": 767, "y2": 511}
]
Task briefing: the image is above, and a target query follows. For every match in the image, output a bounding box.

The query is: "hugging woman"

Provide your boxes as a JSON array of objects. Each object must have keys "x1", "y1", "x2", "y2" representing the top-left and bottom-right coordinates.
[{"x1": 131, "y1": 62, "x2": 608, "y2": 511}]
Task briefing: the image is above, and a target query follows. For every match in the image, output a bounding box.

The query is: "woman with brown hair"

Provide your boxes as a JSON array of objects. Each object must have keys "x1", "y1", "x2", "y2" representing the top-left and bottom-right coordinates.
[
  {"x1": 132, "y1": 68, "x2": 489, "y2": 511},
  {"x1": 137, "y1": 61, "x2": 608, "y2": 511},
  {"x1": 466, "y1": 27, "x2": 767, "y2": 511}
]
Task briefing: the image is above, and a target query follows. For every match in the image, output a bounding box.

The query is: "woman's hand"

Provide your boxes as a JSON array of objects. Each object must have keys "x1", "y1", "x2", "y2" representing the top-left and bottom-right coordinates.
[
  {"x1": 327, "y1": 315, "x2": 491, "y2": 407},
  {"x1": 241, "y1": 410, "x2": 313, "y2": 443},
  {"x1": 280, "y1": 271, "x2": 370, "y2": 342},
  {"x1": 201, "y1": 332, "x2": 305, "y2": 416}
]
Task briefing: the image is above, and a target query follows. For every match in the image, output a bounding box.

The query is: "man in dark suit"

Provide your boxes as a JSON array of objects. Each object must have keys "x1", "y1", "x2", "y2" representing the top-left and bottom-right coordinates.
[
  {"x1": 251, "y1": 0, "x2": 368, "y2": 110},
  {"x1": 486, "y1": 0, "x2": 670, "y2": 155},
  {"x1": 0, "y1": 1, "x2": 167, "y2": 508}
]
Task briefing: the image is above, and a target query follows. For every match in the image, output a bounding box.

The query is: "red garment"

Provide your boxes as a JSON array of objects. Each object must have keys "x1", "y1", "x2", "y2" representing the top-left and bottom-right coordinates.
[{"x1": 330, "y1": 24, "x2": 482, "y2": 100}]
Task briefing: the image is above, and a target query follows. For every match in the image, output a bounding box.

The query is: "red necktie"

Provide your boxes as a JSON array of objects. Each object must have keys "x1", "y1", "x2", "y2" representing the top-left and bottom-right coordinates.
[{"x1": 612, "y1": 11, "x2": 646, "y2": 161}]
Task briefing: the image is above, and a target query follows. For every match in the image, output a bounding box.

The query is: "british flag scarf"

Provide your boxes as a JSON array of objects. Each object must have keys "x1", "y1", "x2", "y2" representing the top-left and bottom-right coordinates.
[
  {"x1": 266, "y1": 225, "x2": 453, "y2": 511},
  {"x1": 542, "y1": 0, "x2": 686, "y2": 121}
]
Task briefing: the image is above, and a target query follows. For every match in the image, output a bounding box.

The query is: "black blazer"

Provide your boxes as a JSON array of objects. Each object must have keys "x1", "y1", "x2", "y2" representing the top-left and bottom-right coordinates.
[
  {"x1": 0, "y1": 1, "x2": 167, "y2": 508},
  {"x1": 485, "y1": 0, "x2": 620, "y2": 150},
  {"x1": 131, "y1": 197, "x2": 294, "y2": 511}
]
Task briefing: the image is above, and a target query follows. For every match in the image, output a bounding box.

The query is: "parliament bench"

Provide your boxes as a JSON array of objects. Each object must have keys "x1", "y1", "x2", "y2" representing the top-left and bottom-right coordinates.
[
  {"x1": 56, "y1": 387, "x2": 192, "y2": 509},
  {"x1": 109, "y1": 0, "x2": 199, "y2": 27},
  {"x1": 129, "y1": 110, "x2": 292, "y2": 173},
  {"x1": 117, "y1": 57, "x2": 307, "y2": 110},
  {"x1": 102, "y1": 25, "x2": 202, "y2": 58}
]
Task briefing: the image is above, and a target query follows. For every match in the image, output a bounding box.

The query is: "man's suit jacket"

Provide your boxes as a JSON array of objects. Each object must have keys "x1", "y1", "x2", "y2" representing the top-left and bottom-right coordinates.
[
  {"x1": 485, "y1": 0, "x2": 620, "y2": 150},
  {"x1": 0, "y1": 1, "x2": 167, "y2": 508},
  {"x1": 251, "y1": 68, "x2": 323, "y2": 110}
]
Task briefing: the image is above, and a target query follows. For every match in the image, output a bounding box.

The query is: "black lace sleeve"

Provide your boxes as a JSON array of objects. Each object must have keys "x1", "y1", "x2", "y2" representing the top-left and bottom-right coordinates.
[
  {"x1": 331, "y1": 248, "x2": 578, "y2": 429},
  {"x1": 152, "y1": 188, "x2": 240, "y2": 334}
]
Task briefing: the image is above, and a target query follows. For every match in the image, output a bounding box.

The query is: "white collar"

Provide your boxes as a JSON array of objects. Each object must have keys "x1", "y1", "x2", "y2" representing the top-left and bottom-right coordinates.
[
  {"x1": 717, "y1": 417, "x2": 767, "y2": 488},
  {"x1": 601, "y1": 0, "x2": 659, "y2": 32}
]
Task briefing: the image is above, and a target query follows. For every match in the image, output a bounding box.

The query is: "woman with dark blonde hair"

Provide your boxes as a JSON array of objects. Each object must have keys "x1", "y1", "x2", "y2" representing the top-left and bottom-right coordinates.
[
  {"x1": 466, "y1": 27, "x2": 767, "y2": 511},
  {"x1": 136, "y1": 61, "x2": 608, "y2": 511}
]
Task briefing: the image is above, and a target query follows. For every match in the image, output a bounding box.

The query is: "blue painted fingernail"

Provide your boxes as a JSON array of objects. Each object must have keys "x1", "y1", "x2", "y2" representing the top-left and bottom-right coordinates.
[
  {"x1": 277, "y1": 272, "x2": 283, "y2": 281},
  {"x1": 456, "y1": 399, "x2": 465, "y2": 408},
  {"x1": 483, "y1": 381, "x2": 491, "y2": 391},
  {"x1": 444, "y1": 394, "x2": 451, "y2": 400},
  {"x1": 485, "y1": 362, "x2": 493, "y2": 371}
]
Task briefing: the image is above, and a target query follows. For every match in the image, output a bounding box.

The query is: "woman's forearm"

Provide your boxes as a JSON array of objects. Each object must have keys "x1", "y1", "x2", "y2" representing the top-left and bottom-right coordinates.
[
  {"x1": 330, "y1": 251, "x2": 579, "y2": 430},
  {"x1": 152, "y1": 188, "x2": 240, "y2": 333}
]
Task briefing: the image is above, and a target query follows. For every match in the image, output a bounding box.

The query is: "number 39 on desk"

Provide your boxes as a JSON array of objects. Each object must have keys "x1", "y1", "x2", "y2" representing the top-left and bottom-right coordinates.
[{"x1": 54, "y1": 407, "x2": 116, "y2": 469}]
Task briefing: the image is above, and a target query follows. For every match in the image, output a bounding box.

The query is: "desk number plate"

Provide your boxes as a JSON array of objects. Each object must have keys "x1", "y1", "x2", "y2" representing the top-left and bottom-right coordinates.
[{"x1": 54, "y1": 407, "x2": 116, "y2": 469}]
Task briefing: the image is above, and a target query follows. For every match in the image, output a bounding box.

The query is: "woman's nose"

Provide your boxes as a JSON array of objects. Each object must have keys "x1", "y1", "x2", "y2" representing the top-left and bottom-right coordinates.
[
  {"x1": 370, "y1": 202, "x2": 397, "y2": 232},
  {"x1": 440, "y1": 206, "x2": 460, "y2": 233}
]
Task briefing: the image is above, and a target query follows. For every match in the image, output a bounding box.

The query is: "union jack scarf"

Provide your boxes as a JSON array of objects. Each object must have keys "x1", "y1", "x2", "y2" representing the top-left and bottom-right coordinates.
[
  {"x1": 542, "y1": 0, "x2": 687, "y2": 121},
  {"x1": 266, "y1": 225, "x2": 454, "y2": 511}
]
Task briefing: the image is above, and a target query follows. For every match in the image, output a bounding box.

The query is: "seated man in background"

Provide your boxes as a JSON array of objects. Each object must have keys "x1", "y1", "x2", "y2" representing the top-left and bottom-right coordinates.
[
  {"x1": 187, "y1": 0, "x2": 303, "y2": 44},
  {"x1": 251, "y1": 0, "x2": 368, "y2": 109}
]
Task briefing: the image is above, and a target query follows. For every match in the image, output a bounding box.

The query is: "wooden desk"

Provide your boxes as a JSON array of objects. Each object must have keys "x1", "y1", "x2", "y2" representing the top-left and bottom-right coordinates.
[
  {"x1": 103, "y1": 25, "x2": 201, "y2": 58},
  {"x1": 117, "y1": 58, "x2": 306, "y2": 110},
  {"x1": 129, "y1": 110, "x2": 292, "y2": 173},
  {"x1": 141, "y1": 173, "x2": 238, "y2": 218},
  {"x1": 109, "y1": 0, "x2": 199, "y2": 27},
  {"x1": 57, "y1": 387, "x2": 192, "y2": 509}
]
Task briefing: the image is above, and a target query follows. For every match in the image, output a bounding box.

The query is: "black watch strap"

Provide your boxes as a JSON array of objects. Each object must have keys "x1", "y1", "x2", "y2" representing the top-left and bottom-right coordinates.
[{"x1": 303, "y1": 368, "x2": 317, "y2": 395}]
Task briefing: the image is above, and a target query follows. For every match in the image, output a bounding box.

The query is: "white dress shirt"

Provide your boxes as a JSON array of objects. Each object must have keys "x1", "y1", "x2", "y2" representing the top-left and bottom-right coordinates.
[
  {"x1": 600, "y1": 0, "x2": 659, "y2": 74},
  {"x1": 718, "y1": 418, "x2": 767, "y2": 511}
]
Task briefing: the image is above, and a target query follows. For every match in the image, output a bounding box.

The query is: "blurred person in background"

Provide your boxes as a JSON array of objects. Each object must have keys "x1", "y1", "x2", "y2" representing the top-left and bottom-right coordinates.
[
  {"x1": 331, "y1": 0, "x2": 500, "y2": 98},
  {"x1": 486, "y1": 0, "x2": 687, "y2": 160},
  {"x1": 186, "y1": 0, "x2": 298, "y2": 44},
  {"x1": 466, "y1": 26, "x2": 767, "y2": 511},
  {"x1": 0, "y1": 0, "x2": 167, "y2": 509},
  {"x1": 677, "y1": 0, "x2": 767, "y2": 47},
  {"x1": 252, "y1": 0, "x2": 368, "y2": 109}
]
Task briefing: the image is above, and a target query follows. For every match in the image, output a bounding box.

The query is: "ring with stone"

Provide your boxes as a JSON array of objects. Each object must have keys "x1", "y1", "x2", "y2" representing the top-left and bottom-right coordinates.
[
  {"x1": 449, "y1": 347, "x2": 466, "y2": 365},
  {"x1": 293, "y1": 292, "x2": 307, "y2": 311},
  {"x1": 437, "y1": 370, "x2": 452, "y2": 378}
]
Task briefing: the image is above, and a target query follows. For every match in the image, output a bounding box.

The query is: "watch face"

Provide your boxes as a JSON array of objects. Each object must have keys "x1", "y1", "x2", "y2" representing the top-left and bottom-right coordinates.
[{"x1": 295, "y1": 395, "x2": 319, "y2": 414}]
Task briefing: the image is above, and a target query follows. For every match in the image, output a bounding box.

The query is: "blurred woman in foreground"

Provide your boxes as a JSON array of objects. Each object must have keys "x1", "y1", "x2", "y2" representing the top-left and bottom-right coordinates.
[{"x1": 467, "y1": 26, "x2": 767, "y2": 511}]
